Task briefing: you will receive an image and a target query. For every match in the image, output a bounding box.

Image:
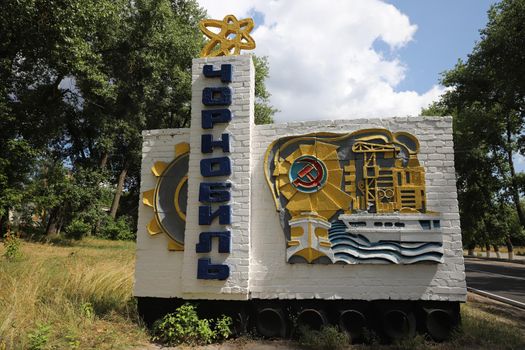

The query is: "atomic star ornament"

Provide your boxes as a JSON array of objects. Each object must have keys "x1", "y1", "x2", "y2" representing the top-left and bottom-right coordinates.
[{"x1": 199, "y1": 15, "x2": 256, "y2": 57}]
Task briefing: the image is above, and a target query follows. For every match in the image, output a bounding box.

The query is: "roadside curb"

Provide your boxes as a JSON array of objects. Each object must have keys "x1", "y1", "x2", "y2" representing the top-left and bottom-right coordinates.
[
  {"x1": 464, "y1": 255, "x2": 525, "y2": 265},
  {"x1": 467, "y1": 287, "x2": 525, "y2": 310}
]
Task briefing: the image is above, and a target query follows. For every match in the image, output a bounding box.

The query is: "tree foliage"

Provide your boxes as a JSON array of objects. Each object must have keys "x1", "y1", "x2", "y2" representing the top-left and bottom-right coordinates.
[
  {"x1": 0, "y1": 0, "x2": 277, "y2": 239},
  {"x1": 253, "y1": 55, "x2": 279, "y2": 125},
  {"x1": 424, "y1": 0, "x2": 525, "y2": 250}
]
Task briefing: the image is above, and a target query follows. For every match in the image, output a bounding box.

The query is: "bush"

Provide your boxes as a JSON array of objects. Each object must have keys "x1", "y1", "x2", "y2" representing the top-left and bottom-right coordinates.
[
  {"x1": 65, "y1": 219, "x2": 91, "y2": 240},
  {"x1": 27, "y1": 323, "x2": 51, "y2": 350},
  {"x1": 394, "y1": 334, "x2": 429, "y2": 350},
  {"x1": 298, "y1": 325, "x2": 349, "y2": 350},
  {"x1": 151, "y1": 304, "x2": 232, "y2": 346},
  {"x1": 3, "y1": 232, "x2": 23, "y2": 261},
  {"x1": 99, "y1": 216, "x2": 135, "y2": 240}
]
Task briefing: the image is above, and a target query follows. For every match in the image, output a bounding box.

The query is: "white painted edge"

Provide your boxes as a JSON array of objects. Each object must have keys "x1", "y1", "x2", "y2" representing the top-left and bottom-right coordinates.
[{"x1": 467, "y1": 287, "x2": 525, "y2": 310}]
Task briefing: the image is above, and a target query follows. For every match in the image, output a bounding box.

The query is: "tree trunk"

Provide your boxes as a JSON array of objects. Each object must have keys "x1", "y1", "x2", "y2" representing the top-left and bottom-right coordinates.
[
  {"x1": 99, "y1": 152, "x2": 109, "y2": 169},
  {"x1": 485, "y1": 243, "x2": 491, "y2": 258},
  {"x1": 505, "y1": 123, "x2": 525, "y2": 228},
  {"x1": 92, "y1": 151, "x2": 110, "y2": 236},
  {"x1": 46, "y1": 207, "x2": 61, "y2": 236},
  {"x1": 493, "y1": 245, "x2": 501, "y2": 259},
  {"x1": 56, "y1": 208, "x2": 65, "y2": 234},
  {"x1": 467, "y1": 242, "x2": 475, "y2": 256},
  {"x1": 109, "y1": 162, "x2": 129, "y2": 219},
  {"x1": 506, "y1": 236, "x2": 514, "y2": 260}
]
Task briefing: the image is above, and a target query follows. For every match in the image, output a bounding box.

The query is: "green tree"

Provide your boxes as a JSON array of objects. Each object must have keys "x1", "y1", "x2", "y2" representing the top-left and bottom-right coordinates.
[
  {"x1": 253, "y1": 55, "x2": 279, "y2": 125},
  {"x1": 425, "y1": 0, "x2": 525, "y2": 255},
  {"x1": 67, "y1": 0, "x2": 205, "y2": 220},
  {"x1": 1, "y1": 1, "x2": 277, "y2": 237},
  {"x1": 422, "y1": 103, "x2": 502, "y2": 252},
  {"x1": 1, "y1": 0, "x2": 132, "y2": 235}
]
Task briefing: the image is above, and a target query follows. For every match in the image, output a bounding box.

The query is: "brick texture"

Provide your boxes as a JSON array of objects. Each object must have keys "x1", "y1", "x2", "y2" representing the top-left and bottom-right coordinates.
[{"x1": 134, "y1": 55, "x2": 466, "y2": 302}]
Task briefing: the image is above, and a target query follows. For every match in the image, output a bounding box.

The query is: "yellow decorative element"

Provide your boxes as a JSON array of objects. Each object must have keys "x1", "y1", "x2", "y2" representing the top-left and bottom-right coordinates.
[
  {"x1": 264, "y1": 129, "x2": 430, "y2": 263},
  {"x1": 264, "y1": 129, "x2": 419, "y2": 210},
  {"x1": 345, "y1": 174, "x2": 356, "y2": 182},
  {"x1": 142, "y1": 142, "x2": 190, "y2": 251},
  {"x1": 318, "y1": 183, "x2": 350, "y2": 211},
  {"x1": 147, "y1": 217, "x2": 162, "y2": 236},
  {"x1": 266, "y1": 139, "x2": 350, "y2": 262},
  {"x1": 168, "y1": 238, "x2": 184, "y2": 251},
  {"x1": 299, "y1": 143, "x2": 315, "y2": 155},
  {"x1": 174, "y1": 176, "x2": 188, "y2": 221},
  {"x1": 314, "y1": 227, "x2": 328, "y2": 239},
  {"x1": 175, "y1": 142, "x2": 190, "y2": 157},
  {"x1": 286, "y1": 191, "x2": 316, "y2": 214},
  {"x1": 294, "y1": 248, "x2": 327, "y2": 263},
  {"x1": 264, "y1": 129, "x2": 426, "y2": 214},
  {"x1": 291, "y1": 226, "x2": 303, "y2": 238},
  {"x1": 287, "y1": 217, "x2": 333, "y2": 263},
  {"x1": 275, "y1": 140, "x2": 351, "y2": 219},
  {"x1": 199, "y1": 15, "x2": 256, "y2": 57},
  {"x1": 327, "y1": 169, "x2": 343, "y2": 187},
  {"x1": 151, "y1": 161, "x2": 168, "y2": 177},
  {"x1": 315, "y1": 142, "x2": 339, "y2": 160},
  {"x1": 279, "y1": 183, "x2": 296, "y2": 200},
  {"x1": 142, "y1": 189, "x2": 155, "y2": 207}
]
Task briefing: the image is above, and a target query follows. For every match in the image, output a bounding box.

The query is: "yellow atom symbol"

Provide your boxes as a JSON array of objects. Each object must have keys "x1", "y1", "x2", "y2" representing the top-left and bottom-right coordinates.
[{"x1": 199, "y1": 15, "x2": 256, "y2": 57}]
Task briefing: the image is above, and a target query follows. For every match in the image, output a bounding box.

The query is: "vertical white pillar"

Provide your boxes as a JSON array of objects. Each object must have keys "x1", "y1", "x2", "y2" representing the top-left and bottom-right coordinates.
[{"x1": 182, "y1": 55, "x2": 254, "y2": 299}]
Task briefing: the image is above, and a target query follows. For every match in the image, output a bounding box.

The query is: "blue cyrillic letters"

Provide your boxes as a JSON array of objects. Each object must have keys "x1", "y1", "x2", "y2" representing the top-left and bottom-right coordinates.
[
  {"x1": 201, "y1": 133, "x2": 230, "y2": 153},
  {"x1": 197, "y1": 62, "x2": 236, "y2": 280},
  {"x1": 199, "y1": 205, "x2": 231, "y2": 225},
  {"x1": 196, "y1": 231, "x2": 231, "y2": 253},
  {"x1": 197, "y1": 258, "x2": 230, "y2": 280},
  {"x1": 201, "y1": 109, "x2": 232, "y2": 129},
  {"x1": 202, "y1": 87, "x2": 232, "y2": 106},
  {"x1": 199, "y1": 182, "x2": 231, "y2": 203},
  {"x1": 203, "y1": 64, "x2": 232, "y2": 83},
  {"x1": 200, "y1": 157, "x2": 231, "y2": 177}
]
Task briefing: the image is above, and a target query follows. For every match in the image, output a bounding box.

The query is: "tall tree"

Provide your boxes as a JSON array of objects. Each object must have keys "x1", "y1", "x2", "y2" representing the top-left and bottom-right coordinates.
[
  {"x1": 1, "y1": 0, "x2": 278, "y2": 237},
  {"x1": 426, "y1": 0, "x2": 525, "y2": 255},
  {"x1": 0, "y1": 0, "x2": 127, "y2": 234}
]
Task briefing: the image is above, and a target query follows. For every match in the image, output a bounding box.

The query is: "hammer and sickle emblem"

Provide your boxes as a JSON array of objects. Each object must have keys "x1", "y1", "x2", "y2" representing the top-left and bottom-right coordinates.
[{"x1": 290, "y1": 156, "x2": 327, "y2": 192}]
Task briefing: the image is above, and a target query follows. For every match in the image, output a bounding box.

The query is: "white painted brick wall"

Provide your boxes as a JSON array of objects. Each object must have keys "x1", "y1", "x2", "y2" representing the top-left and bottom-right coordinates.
[
  {"x1": 134, "y1": 55, "x2": 466, "y2": 302},
  {"x1": 134, "y1": 129, "x2": 190, "y2": 298},
  {"x1": 181, "y1": 55, "x2": 254, "y2": 300},
  {"x1": 249, "y1": 116, "x2": 466, "y2": 301}
]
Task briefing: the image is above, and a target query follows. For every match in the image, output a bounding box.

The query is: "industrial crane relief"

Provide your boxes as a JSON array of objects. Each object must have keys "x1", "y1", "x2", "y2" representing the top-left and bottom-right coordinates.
[{"x1": 264, "y1": 129, "x2": 444, "y2": 265}]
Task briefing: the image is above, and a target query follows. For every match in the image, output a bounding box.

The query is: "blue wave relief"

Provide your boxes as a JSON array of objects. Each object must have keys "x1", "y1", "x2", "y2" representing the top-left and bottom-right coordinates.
[{"x1": 328, "y1": 221, "x2": 443, "y2": 264}]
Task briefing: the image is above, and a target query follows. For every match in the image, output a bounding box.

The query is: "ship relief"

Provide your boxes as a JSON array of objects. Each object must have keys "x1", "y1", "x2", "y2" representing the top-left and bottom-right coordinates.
[{"x1": 263, "y1": 129, "x2": 444, "y2": 264}]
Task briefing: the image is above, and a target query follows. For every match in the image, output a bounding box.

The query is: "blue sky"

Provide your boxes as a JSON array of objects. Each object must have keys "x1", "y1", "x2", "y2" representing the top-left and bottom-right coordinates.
[
  {"x1": 384, "y1": 0, "x2": 498, "y2": 94},
  {"x1": 198, "y1": 0, "x2": 500, "y2": 122}
]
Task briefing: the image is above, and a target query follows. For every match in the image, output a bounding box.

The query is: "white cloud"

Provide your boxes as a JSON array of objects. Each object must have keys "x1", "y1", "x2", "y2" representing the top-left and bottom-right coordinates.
[{"x1": 197, "y1": 0, "x2": 444, "y2": 122}]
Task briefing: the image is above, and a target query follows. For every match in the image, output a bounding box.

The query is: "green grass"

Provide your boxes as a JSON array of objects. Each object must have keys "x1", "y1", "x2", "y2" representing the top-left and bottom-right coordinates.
[
  {"x1": 1, "y1": 238, "x2": 524, "y2": 349},
  {"x1": 0, "y1": 238, "x2": 148, "y2": 349}
]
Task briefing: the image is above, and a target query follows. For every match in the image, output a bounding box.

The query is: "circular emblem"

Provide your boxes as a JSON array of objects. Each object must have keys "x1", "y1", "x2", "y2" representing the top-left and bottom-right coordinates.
[
  {"x1": 154, "y1": 154, "x2": 188, "y2": 245},
  {"x1": 289, "y1": 155, "x2": 328, "y2": 193}
]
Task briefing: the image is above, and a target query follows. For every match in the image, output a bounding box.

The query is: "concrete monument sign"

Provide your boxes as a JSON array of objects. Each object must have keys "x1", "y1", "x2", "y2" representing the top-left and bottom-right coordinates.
[{"x1": 134, "y1": 14, "x2": 466, "y2": 341}]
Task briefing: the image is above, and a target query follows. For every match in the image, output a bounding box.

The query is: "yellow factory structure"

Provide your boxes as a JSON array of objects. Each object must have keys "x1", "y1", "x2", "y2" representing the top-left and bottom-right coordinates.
[{"x1": 344, "y1": 138, "x2": 426, "y2": 214}]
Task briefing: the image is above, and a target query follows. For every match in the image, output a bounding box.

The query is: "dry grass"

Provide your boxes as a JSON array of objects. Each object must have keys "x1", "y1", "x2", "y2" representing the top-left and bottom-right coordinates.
[
  {"x1": 1, "y1": 238, "x2": 524, "y2": 350},
  {"x1": 0, "y1": 238, "x2": 149, "y2": 349}
]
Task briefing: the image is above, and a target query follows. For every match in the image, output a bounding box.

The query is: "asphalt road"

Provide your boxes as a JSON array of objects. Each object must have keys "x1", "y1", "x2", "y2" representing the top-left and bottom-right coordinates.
[{"x1": 464, "y1": 257, "x2": 525, "y2": 307}]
